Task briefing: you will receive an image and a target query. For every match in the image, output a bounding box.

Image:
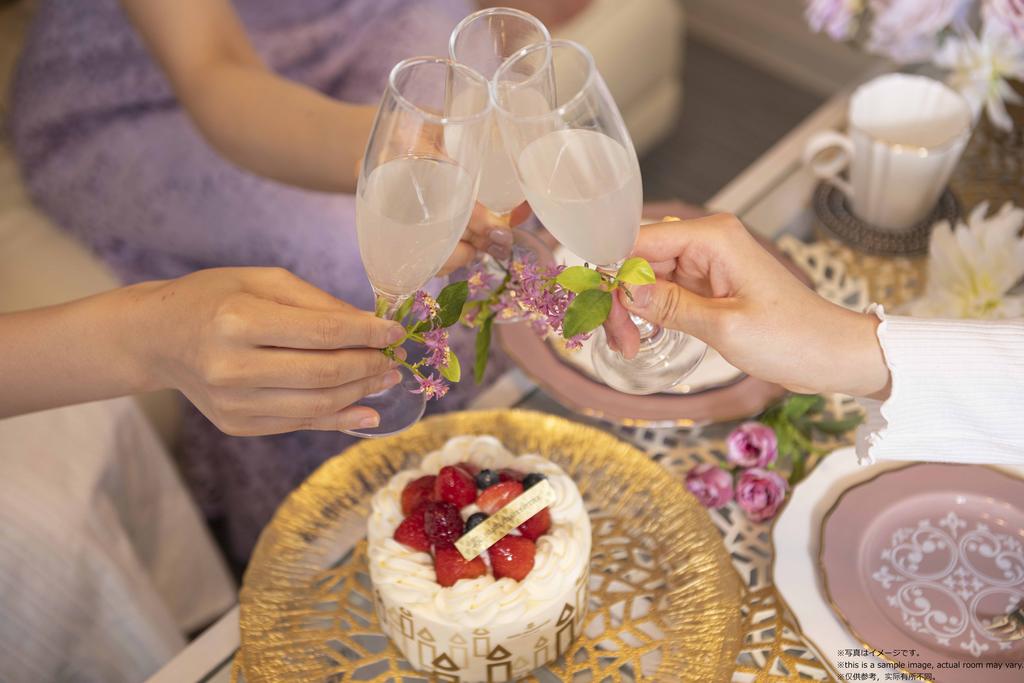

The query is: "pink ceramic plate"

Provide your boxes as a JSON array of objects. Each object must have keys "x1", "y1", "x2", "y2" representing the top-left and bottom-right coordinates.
[
  {"x1": 497, "y1": 321, "x2": 781, "y2": 426},
  {"x1": 495, "y1": 234, "x2": 809, "y2": 426},
  {"x1": 821, "y1": 464, "x2": 1024, "y2": 682}
]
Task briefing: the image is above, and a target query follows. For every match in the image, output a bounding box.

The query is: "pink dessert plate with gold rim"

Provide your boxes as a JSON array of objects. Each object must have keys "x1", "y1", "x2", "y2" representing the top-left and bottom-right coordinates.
[
  {"x1": 820, "y1": 463, "x2": 1024, "y2": 682},
  {"x1": 495, "y1": 233, "x2": 811, "y2": 426}
]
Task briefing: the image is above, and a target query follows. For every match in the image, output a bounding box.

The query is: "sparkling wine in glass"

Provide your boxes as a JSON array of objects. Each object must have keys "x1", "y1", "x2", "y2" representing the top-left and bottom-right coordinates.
[
  {"x1": 449, "y1": 7, "x2": 549, "y2": 217},
  {"x1": 448, "y1": 7, "x2": 553, "y2": 323},
  {"x1": 493, "y1": 40, "x2": 706, "y2": 395},
  {"x1": 347, "y1": 57, "x2": 491, "y2": 437}
]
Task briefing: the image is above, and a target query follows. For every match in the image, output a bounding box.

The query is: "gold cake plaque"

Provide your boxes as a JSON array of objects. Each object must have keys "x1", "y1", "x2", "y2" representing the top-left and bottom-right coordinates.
[{"x1": 455, "y1": 479, "x2": 556, "y2": 561}]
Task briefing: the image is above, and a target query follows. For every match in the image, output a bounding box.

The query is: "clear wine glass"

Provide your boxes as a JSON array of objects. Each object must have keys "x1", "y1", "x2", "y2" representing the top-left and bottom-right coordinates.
[
  {"x1": 492, "y1": 40, "x2": 706, "y2": 395},
  {"x1": 449, "y1": 7, "x2": 551, "y2": 323},
  {"x1": 346, "y1": 57, "x2": 491, "y2": 437}
]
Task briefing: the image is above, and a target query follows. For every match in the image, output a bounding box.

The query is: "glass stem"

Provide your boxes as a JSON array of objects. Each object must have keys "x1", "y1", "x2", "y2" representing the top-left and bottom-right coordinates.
[
  {"x1": 630, "y1": 313, "x2": 663, "y2": 346},
  {"x1": 374, "y1": 291, "x2": 406, "y2": 320},
  {"x1": 597, "y1": 263, "x2": 664, "y2": 348}
]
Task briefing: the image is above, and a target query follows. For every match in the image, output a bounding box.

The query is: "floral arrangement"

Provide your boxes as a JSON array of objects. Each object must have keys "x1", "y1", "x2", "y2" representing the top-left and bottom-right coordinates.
[
  {"x1": 383, "y1": 252, "x2": 656, "y2": 398},
  {"x1": 805, "y1": 0, "x2": 1024, "y2": 130},
  {"x1": 685, "y1": 394, "x2": 863, "y2": 523},
  {"x1": 379, "y1": 283, "x2": 470, "y2": 400},
  {"x1": 908, "y1": 200, "x2": 1024, "y2": 318}
]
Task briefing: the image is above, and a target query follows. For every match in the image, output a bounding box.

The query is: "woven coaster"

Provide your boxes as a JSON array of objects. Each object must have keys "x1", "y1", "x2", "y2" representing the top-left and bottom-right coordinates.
[{"x1": 813, "y1": 183, "x2": 960, "y2": 257}]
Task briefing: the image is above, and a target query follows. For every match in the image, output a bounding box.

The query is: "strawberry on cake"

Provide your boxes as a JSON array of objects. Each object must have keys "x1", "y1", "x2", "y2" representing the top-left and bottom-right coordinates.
[{"x1": 367, "y1": 435, "x2": 591, "y2": 682}]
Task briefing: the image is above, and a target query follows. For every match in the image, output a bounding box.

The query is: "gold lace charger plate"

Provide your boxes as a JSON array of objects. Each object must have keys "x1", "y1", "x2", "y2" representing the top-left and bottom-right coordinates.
[{"x1": 238, "y1": 410, "x2": 743, "y2": 682}]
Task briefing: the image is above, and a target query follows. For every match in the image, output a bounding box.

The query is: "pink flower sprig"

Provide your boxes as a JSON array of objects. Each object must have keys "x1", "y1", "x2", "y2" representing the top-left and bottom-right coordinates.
[
  {"x1": 685, "y1": 394, "x2": 863, "y2": 522},
  {"x1": 381, "y1": 252, "x2": 659, "y2": 398},
  {"x1": 381, "y1": 284, "x2": 468, "y2": 401},
  {"x1": 462, "y1": 251, "x2": 657, "y2": 383}
]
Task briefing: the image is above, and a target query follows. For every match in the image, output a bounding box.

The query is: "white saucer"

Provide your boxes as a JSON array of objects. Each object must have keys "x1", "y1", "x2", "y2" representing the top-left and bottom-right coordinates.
[{"x1": 772, "y1": 447, "x2": 1024, "y2": 677}]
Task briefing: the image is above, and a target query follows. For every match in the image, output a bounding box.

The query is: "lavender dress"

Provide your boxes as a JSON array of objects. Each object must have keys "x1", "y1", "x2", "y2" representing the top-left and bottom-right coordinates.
[{"x1": 8, "y1": 0, "x2": 507, "y2": 566}]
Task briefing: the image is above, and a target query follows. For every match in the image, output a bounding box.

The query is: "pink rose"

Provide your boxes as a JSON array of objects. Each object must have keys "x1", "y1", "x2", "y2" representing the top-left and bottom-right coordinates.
[
  {"x1": 726, "y1": 422, "x2": 779, "y2": 468},
  {"x1": 805, "y1": 0, "x2": 862, "y2": 41},
  {"x1": 985, "y1": 0, "x2": 1024, "y2": 39},
  {"x1": 868, "y1": 0, "x2": 972, "y2": 62},
  {"x1": 685, "y1": 463, "x2": 734, "y2": 509},
  {"x1": 735, "y1": 468, "x2": 789, "y2": 523}
]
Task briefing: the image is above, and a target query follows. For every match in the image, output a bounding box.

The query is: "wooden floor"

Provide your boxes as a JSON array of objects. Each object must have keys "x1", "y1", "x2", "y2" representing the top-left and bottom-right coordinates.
[{"x1": 639, "y1": 36, "x2": 824, "y2": 205}]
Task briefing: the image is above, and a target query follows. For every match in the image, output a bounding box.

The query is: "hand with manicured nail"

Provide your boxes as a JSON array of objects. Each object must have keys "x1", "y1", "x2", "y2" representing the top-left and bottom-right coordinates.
[
  {"x1": 603, "y1": 214, "x2": 891, "y2": 399},
  {"x1": 439, "y1": 201, "x2": 534, "y2": 274},
  {"x1": 0, "y1": 267, "x2": 407, "y2": 435},
  {"x1": 151, "y1": 268, "x2": 409, "y2": 434}
]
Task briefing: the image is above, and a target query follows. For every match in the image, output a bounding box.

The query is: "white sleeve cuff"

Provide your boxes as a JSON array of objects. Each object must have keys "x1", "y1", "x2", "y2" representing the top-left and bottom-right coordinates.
[{"x1": 855, "y1": 304, "x2": 1024, "y2": 466}]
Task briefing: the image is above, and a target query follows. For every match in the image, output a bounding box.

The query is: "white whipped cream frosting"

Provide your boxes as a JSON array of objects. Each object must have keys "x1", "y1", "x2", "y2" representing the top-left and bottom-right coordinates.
[{"x1": 367, "y1": 435, "x2": 591, "y2": 629}]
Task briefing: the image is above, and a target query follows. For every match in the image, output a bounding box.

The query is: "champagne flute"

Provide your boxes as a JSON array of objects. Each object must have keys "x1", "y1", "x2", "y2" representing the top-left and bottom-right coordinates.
[
  {"x1": 448, "y1": 7, "x2": 551, "y2": 323},
  {"x1": 449, "y1": 7, "x2": 548, "y2": 219},
  {"x1": 492, "y1": 40, "x2": 706, "y2": 395},
  {"x1": 346, "y1": 57, "x2": 491, "y2": 437}
]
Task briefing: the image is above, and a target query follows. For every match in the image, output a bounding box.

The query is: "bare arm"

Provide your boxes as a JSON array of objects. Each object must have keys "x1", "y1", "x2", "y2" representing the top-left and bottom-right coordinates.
[
  {"x1": 118, "y1": 0, "x2": 520, "y2": 267},
  {"x1": 120, "y1": 0, "x2": 374, "y2": 192},
  {"x1": 0, "y1": 285, "x2": 156, "y2": 416},
  {"x1": 0, "y1": 268, "x2": 406, "y2": 434}
]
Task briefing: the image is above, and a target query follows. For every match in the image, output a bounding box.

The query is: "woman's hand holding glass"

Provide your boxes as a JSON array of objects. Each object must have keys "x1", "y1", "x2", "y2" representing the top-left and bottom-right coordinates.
[
  {"x1": 146, "y1": 268, "x2": 408, "y2": 435},
  {"x1": 603, "y1": 214, "x2": 891, "y2": 399},
  {"x1": 0, "y1": 267, "x2": 407, "y2": 434}
]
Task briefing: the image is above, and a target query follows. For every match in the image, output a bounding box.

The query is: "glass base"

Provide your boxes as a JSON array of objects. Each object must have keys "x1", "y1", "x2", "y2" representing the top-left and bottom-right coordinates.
[
  {"x1": 342, "y1": 368, "x2": 427, "y2": 438},
  {"x1": 590, "y1": 326, "x2": 707, "y2": 395}
]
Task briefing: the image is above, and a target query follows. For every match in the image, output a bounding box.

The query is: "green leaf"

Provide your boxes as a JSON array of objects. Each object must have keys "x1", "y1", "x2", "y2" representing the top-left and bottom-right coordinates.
[
  {"x1": 773, "y1": 418, "x2": 811, "y2": 464},
  {"x1": 439, "y1": 350, "x2": 462, "y2": 383},
  {"x1": 813, "y1": 413, "x2": 864, "y2": 435},
  {"x1": 758, "y1": 398, "x2": 789, "y2": 424},
  {"x1": 781, "y1": 394, "x2": 825, "y2": 420},
  {"x1": 791, "y1": 415, "x2": 815, "y2": 440},
  {"x1": 789, "y1": 455, "x2": 806, "y2": 486},
  {"x1": 562, "y1": 289, "x2": 612, "y2": 339},
  {"x1": 616, "y1": 257, "x2": 656, "y2": 285},
  {"x1": 394, "y1": 296, "x2": 414, "y2": 324},
  {"x1": 789, "y1": 425, "x2": 813, "y2": 452},
  {"x1": 555, "y1": 266, "x2": 603, "y2": 293},
  {"x1": 435, "y1": 281, "x2": 469, "y2": 328},
  {"x1": 474, "y1": 315, "x2": 494, "y2": 384},
  {"x1": 460, "y1": 300, "x2": 483, "y2": 327},
  {"x1": 774, "y1": 422, "x2": 799, "y2": 461},
  {"x1": 759, "y1": 405, "x2": 783, "y2": 425}
]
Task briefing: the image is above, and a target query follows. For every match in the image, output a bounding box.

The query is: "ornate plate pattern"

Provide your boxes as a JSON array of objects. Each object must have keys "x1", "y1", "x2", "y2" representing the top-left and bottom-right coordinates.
[
  {"x1": 238, "y1": 411, "x2": 743, "y2": 682},
  {"x1": 820, "y1": 464, "x2": 1024, "y2": 682},
  {"x1": 870, "y1": 512, "x2": 1024, "y2": 659}
]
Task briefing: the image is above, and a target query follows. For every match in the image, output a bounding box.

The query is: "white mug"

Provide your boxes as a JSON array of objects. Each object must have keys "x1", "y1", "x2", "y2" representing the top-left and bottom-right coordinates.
[{"x1": 803, "y1": 74, "x2": 972, "y2": 231}]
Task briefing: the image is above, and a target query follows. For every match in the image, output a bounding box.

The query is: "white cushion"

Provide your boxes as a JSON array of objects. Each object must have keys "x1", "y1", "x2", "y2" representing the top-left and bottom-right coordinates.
[
  {"x1": 555, "y1": 0, "x2": 684, "y2": 156},
  {"x1": 0, "y1": 153, "x2": 122, "y2": 311},
  {"x1": 622, "y1": 78, "x2": 681, "y2": 159},
  {"x1": 0, "y1": 146, "x2": 183, "y2": 446}
]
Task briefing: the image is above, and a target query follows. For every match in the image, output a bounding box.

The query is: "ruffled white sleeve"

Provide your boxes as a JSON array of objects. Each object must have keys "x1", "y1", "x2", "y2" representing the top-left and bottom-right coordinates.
[{"x1": 856, "y1": 305, "x2": 1024, "y2": 465}]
